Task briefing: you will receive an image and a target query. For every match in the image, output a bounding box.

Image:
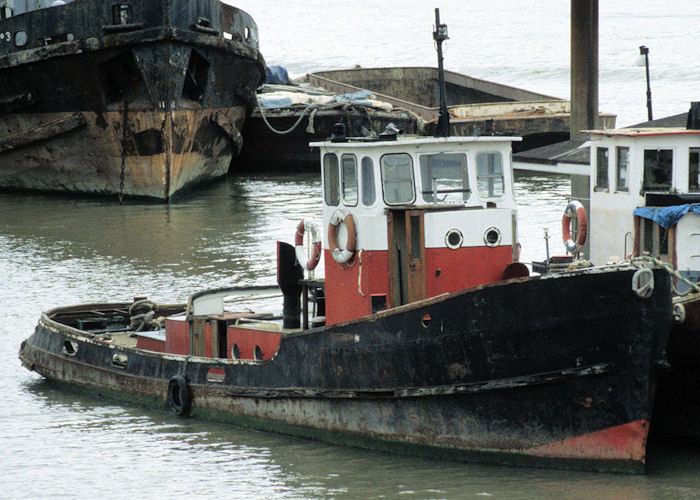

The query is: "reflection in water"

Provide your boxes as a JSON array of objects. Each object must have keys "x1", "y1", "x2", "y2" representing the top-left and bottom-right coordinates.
[{"x1": 3, "y1": 172, "x2": 700, "y2": 499}]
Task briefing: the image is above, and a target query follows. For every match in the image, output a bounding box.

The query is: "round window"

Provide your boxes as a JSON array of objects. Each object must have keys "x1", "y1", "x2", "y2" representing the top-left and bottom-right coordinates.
[
  {"x1": 484, "y1": 227, "x2": 502, "y2": 247},
  {"x1": 445, "y1": 229, "x2": 463, "y2": 250}
]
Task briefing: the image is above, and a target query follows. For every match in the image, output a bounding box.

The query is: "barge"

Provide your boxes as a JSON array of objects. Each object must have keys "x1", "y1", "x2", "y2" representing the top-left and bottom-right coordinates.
[{"x1": 0, "y1": 0, "x2": 265, "y2": 200}]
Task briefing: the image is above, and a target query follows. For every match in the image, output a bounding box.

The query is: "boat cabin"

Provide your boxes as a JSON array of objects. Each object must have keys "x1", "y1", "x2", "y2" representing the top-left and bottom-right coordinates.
[
  {"x1": 313, "y1": 133, "x2": 522, "y2": 325},
  {"x1": 586, "y1": 115, "x2": 700, "y2": 291},
  {"x1": 1, "y1": 0, "x2": 73, "y2": 17}
]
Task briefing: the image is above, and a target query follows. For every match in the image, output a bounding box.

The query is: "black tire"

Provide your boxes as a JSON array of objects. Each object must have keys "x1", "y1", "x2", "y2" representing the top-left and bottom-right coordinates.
[{"x1": 167, "y1": 375, "x2": 191, "y2": 416}]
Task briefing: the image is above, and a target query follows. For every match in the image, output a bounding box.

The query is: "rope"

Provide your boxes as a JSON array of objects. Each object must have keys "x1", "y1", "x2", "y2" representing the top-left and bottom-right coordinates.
[
  {"x1": 357, "y1": 249, "x2": 364, "y2": 297},
  {"x1": 255, "y1": 93, "x2": 320, "y2": 135},
  {"x1": 631, "y1": 255, "x2": 700, "y2": 296}
]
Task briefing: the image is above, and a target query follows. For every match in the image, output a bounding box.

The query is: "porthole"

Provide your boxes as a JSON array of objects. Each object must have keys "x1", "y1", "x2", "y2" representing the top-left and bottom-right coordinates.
[
  {"x1": 254, "y1": 345, "x2": 263, "y2": 361},
  {"x1": 422, "y1": 313, "x2": 431, "y2": 328},
  {"x1": 231, "y1": 343, "x2": 240, "y2": 360},
  {"x1": 445, "y1": 229, "x2": 463, "y2": 250},
  {"x1": 14, "y1": 30, "x2": 27, "y2": 47},
  {"x1": 484, "y1": 227, "x2": 501, "y2": 247}
]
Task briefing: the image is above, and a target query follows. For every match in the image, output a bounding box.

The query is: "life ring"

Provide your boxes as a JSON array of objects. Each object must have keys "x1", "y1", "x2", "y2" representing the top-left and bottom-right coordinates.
[
  {"x1": 294, "y1": 219, "x2": 322, "y2": 270},
  {"x1": 167, "y1": 375, "x2": 191, "y2": 416},
  {"x1": 562, "y1": 200, "x2": 588, "y2": 253},
  {"x1": 328, "y1": 208, "x2": 357, "y2": 264}
]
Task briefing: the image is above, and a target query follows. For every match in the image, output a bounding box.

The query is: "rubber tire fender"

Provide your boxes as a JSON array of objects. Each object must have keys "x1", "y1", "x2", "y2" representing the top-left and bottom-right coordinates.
[{"x1": 167, "y1": 375, "x2": 192, "y2": 416}]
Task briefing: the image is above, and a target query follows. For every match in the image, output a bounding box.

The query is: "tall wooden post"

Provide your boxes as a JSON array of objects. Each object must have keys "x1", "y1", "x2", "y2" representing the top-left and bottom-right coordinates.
[
  {"x1": 570, "y1": 0, "x2": 598, "y2": 140},
  {"x1": 570, "y1": 0, "x2": 598, "y2": 260}
]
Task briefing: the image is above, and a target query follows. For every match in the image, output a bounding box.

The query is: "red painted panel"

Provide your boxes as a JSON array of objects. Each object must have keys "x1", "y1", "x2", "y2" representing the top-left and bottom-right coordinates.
[
  {"x1": 325, "y1": 249, "x2": 390, "y2": 325},
  {"x1": 136, "y1": 336, "x2": 166, "y2": 353},
  {"x1": 527, "y1": 420, "x2": 649, "y2": 461},
  {"x1": 227, "y1": 327, "x2": 282, "y2": 360},
  {"x1": 165, "y1": 317, "x2": 189, "y2": 355},
  {"x1": 425, "y1": 246, "x2": 512, "y2": 297}
]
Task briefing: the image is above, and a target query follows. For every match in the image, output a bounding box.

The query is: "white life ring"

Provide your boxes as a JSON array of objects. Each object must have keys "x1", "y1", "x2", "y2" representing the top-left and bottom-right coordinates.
[
  {"x1": 294, "y1": 219, "x2": 322, "y2": 270},
  {"x1": 562, "y1": 200, "x2": 588, "y2": 253},
  {"x1": 328, "y1": 208, "x2": 357, "y2": 264}
]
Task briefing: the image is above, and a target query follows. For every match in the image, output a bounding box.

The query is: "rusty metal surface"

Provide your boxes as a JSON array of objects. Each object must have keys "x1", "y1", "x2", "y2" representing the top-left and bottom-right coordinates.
[{"x1": 0, "y1": 1, "x2": 265, "y2": 200}]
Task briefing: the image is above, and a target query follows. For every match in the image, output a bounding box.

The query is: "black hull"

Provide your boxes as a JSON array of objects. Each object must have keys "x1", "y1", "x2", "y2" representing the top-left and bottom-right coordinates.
[
  {"x1": 0, "y1": 1, "x2": 265, "y2": 200},
  {"x1": 652, "y1": 293, "x2": 700, "y2": 441},
  {"x1": 20, "y1": 267, "x2": 673, "y2": 472}
]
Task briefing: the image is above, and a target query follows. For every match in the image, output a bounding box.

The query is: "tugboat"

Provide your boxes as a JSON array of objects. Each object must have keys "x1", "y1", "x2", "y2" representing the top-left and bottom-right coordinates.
[
  {"x1": 0, "y1": 0, "x2": 265, "y2": 200},
  {"x1": 19, "y1": 11, "x2": 674, "y2": 473},
  {"x1": 582, "y1": 103, "x2": 700, "y2": 440}
]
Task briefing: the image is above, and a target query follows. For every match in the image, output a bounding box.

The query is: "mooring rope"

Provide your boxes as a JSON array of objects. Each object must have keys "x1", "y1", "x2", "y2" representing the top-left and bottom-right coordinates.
[{"x1": 255, "y1": 93, "x2": 322, "y2": 135}]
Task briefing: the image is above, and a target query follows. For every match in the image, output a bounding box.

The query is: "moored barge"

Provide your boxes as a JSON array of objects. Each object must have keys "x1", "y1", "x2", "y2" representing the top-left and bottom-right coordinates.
[{"x1": 0, "y1": 0, "x2": 265, "y2": 200}]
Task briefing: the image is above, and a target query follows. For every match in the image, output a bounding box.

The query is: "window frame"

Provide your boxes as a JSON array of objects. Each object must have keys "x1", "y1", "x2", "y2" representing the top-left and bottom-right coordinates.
[
  {"x1": 361, "y1": 156, "x2": 377, "y2": 206},
  {"x1": 595, "y1": 147, "x2": 609, "y2": 191},
  {"x1": 690, "y1": 147, "x2": 700, "y2": 192},
  {"x1": 341, "y1": 154, "x2": 358, "y2": 207},
  {"x1": 642, "y1": 148, "x2": 673, "y2": 193},
  {"x1": 418, "y1": 152, "x2": 471, "y2": 204},
  {"x1": 615, "y1": 146, "x2": 630, "y2": 193},
  {"x1": 380, "y1": 153, "x2": 416, "y2": 206},
  {"x1": 475, "y1": 151, "x2": 505, "y2": 200},
  {"x1": 323, "y1": 153, "x2": 340, "y2": 206}
]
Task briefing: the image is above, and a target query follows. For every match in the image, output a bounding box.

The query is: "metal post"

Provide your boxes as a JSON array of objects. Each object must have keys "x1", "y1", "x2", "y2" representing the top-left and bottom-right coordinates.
[
  {"x1": 433, "y1": 8, "x2": 450, "y2": 138},
  {"x1": 639, "y1": 46, "x2": 653, "y2": 121}
]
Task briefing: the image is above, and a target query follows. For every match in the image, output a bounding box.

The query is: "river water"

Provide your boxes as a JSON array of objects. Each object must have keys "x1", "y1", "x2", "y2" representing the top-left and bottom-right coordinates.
[{"x1": 2, "y1": 1, "x2": 700, "y2": 498}]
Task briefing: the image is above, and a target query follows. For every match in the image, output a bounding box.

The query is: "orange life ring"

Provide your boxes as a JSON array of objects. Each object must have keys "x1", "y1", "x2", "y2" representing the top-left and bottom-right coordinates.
[
  {"x1": 328, "y1": 208, "x2": 356, "y2": 264},
  {"x1": 562, "y1": 200, "x2": 588, "y2": 253},
  {"x1": 295, "y1": 219, "x2": 322, "y2": 270}
]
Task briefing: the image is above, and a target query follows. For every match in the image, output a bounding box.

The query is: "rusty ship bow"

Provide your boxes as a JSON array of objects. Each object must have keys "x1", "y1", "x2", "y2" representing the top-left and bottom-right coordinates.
[{"x1": 0, "y1": 0, "x2": 265, "y2": 200}]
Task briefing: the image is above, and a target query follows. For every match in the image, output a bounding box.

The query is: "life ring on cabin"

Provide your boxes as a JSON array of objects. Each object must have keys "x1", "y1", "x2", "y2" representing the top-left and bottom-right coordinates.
[
  {"x1": 167, "y1": 375, "x2": 191, "y2": 416},
  {"x1": 295, "y1": 219, "x2": 322, "y2": 270},
  {"x1": 328, "y1": 208, "x2": 357, "y2": 264},
  {"x1": 561, "y1": 200, "x2": 588, "y2": 253}
]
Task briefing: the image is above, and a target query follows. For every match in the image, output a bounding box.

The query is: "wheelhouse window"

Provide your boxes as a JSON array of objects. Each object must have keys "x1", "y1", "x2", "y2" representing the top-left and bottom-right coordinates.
[
  {"x1": 595, "y1": 147, "x2": 609, "y2": 190},
  {"x1": 476, "y1": 152, "x2": 504, "y2": 198},
  {"x1": 361, "y1": 157, "x2": 376, "y2": 206},
  {"x1": 323, "y1": 153, "x2": 340, "y2": 206},
  {"x1": 641, "y1": 218, "x2": 669, "y2": 259},
  {"x1": 643, "y1": 149, "x2": 673, "y2": 192},
  {"x1": 690, "y1": 148, "x2": 700, "y2": 192},
  {"x1": 342, "y1": 154, "x2": 358, "y2": 206},
  {"x1": 419, "y1": 153, "x2": 470, "y2": 203},
  {"x1": 381, "y1": 154, "x2": 415, "y2": 205},
  {"x1": 616, "y1": 146, "x2": 629, "y2": 192}
]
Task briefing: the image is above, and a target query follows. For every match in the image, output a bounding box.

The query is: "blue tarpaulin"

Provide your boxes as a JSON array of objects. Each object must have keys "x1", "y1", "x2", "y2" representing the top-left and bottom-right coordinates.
[{"x1": 633, "y1": 204, "x2": 700, "y2": 228}]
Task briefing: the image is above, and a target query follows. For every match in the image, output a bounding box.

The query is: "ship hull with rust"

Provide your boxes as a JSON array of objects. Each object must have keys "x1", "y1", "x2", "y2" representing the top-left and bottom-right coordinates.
[
  {"x1": 20, "y1": 267, "x2": 673, "y2": 473},
  {"x1": 0, "y1": 1, "x2": 265, "y2": 200}
]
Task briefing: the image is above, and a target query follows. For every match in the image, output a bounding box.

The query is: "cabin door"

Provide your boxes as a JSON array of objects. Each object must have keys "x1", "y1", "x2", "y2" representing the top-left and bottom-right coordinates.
[{"x1": 388, "y1": 209, "x2": 426, "y2": 307}]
